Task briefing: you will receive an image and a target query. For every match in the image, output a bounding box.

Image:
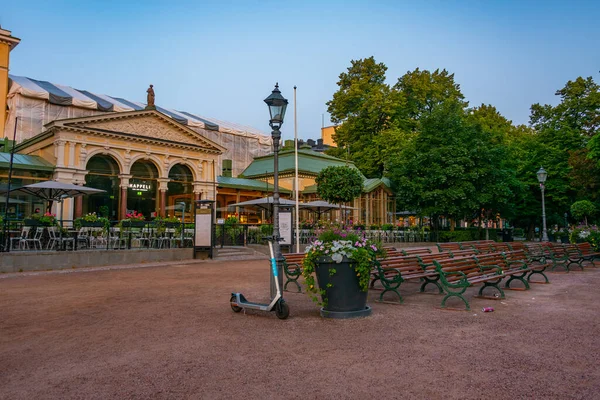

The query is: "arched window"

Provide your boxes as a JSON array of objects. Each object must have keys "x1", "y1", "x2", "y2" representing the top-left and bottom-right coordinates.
[
  {"x1": 167, "y1": 164, "x2": 193, "y2": 219},
  {"x1": 128, "y1": 160, "x2": 160, "y2": 219},
  {"x1": 85, "y1": 155, "x2": 120, "y2": 219}
]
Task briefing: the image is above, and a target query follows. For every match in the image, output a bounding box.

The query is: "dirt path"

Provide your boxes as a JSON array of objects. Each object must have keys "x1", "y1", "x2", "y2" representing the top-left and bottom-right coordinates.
[{"x1": 1, "y1": 260, "x2": 599, "y2": 399}]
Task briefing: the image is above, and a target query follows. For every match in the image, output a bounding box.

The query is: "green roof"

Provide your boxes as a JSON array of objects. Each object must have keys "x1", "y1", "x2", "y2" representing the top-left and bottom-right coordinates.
[
  {"x1": 240, "y1": 148, "x2": 363, "y2": 178},
  {"x1": 217, "y1": 176, "x2": 291, "y2": 193},
  {"x1": 363, "y1": 178, "x2": 392, "y2": 192},
  {"x1": 0, "y1": 152, "x2": 55, "y2": 171},
  {"x1": 303, "y1": 177, "x2": 392, "y2": 195}
]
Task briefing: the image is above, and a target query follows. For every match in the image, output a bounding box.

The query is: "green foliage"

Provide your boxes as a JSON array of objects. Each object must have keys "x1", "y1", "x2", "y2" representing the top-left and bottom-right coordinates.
[
  {"x1": 316, "y1": 166, "x2": 363, "y2": 205},
  {"x1": 436, "y1": 228, "x2": 498, "y2": 242},
  {"x1": 381, "y1": 223, "x2": 394, "y2": 231},
  {"x1": 570, "y1": 200, "x2": 596, "y2": 224},
  {"x1": 98, "y1": 205, "x2": 109, "y2": 218}
]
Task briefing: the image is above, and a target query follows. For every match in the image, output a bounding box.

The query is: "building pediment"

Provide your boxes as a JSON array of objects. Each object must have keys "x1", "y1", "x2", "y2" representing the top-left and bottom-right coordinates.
[{"x1": 48, "y1": 110, "x2": 225, "y2": 154}]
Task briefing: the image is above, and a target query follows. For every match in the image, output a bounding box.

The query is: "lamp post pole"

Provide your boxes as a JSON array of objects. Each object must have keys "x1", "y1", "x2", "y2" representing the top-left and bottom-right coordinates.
[
  {"x1": 537, "y1": 167, "x2": 549, "y2": 242},
  {"x1": 264, "y1": 83, "x2": 288, "y2": 299}
]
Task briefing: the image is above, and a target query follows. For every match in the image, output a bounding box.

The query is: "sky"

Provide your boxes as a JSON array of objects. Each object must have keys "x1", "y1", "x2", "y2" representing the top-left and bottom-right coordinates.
[{"x1": 2, "y1": 0, "x2": 599, "y2": 140}]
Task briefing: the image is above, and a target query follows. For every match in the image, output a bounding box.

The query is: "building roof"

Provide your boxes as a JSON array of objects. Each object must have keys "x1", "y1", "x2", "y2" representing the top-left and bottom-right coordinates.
[
  {"x1": 0, "y1": 152, "x2": 55, "y2": 171},
  {"x1": 8, "y1": 75, "x2": 270, "y2": 142},
  {"x1": 217, "y1": 176, "x2": 291, "y2": 194},
  {"x1": 303, "y1": 177, "x2": 392, "y2": 195},
  {"x1": 240, "y1": 148, "x2": 361, "y2": 178}
]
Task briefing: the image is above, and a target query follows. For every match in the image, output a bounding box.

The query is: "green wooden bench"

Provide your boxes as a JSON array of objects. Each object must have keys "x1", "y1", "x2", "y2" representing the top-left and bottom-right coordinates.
[
  {"x1": 400, "y1": 247, "x2": 433, "y2": 256},
  {"x1": 503, "y1": 249, "x2": 550, "y2": 284},
  {"x1": 472, "y1": 252, "x2": 530, "y2": 290},
  {"x1": 546, "y1": 243, "x2": 584, "y2": 272},
  {"x1": 282, "y1": 253, "x2": 305, "y2": 292},
  {"x1": 372, "y1": 255, "x2": 443, "y2": 304},
  {"x1": 433, "y1": 256, "x2": 505, "y2": 311},
  {"x1": 576, "y1": 243, "x2": 600, "y2": 268}
]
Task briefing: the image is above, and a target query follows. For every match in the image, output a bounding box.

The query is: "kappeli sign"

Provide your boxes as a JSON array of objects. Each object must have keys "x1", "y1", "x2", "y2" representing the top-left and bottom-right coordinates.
[{"x1": 128, "y1": 182, "x2": 152, "y2": 192}]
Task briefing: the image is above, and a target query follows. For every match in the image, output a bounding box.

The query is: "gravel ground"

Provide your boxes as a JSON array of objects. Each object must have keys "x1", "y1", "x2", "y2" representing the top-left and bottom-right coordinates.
[{"x1": 1, "y1": 259, "x2": 599, "y2": 399}]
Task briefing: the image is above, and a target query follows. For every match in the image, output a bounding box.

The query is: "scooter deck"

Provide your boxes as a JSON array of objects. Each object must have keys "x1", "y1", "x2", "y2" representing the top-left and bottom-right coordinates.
[{"x1": 235, "y1": 300, "x2": 270, "y2": 311}]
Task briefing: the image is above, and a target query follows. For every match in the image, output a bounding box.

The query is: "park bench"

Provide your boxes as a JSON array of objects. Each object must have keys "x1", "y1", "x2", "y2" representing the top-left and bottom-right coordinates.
[
  {"x1": 458, "y1": 240, "x2": 495, "y2": 250},
  {"x1": 470, "y1": 242, "x2": 497, "y2": 253},
  {"x1": 436, "y1": 242, "x2": 462, "y2": 252},
  {"x1": 282, "y1": 253, "x2": 305, "y2": 292},
  {"x1": 546, "y1": 243, "x2": 583, "y2": 272},
  {"x1": 446, "y1": 248, "x2": 481, "y2": 258},
  {"x1": 576, "y1": 243, "x2": 600, "y2": 268},
  {"x1": 502, "y1": 249, "x2": 550, "y2": 284},
  {"x1": 472, "y1": 252, "x2": 530, "y2": 290},
  {"x1": 401, "y1": 247, "x2": 433, "y2": 256},
  {"x1": 433, "y1": 256, "x2": 506, "y2": 311},
  {"x1": 371, "y1": 254, "x2": 446, "y2": 303},
  {"x1": 488, "y1": 242, "x2": 512, "y2": 253},
  {"x1": 506, "y1": 241, "x2": 527, "y2": 252}
]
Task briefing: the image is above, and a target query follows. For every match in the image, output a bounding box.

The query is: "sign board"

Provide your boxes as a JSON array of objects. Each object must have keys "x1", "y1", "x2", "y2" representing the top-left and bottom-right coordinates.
[
  {"x1": 195, "y1": 210, "x2": 212, "y2": 247},
  {"x1": 279, "y1": 211, "x2": 292, "y2": 245},
  {"x1": 216, "y1": 218, "x2": 225, "y2": 225}
]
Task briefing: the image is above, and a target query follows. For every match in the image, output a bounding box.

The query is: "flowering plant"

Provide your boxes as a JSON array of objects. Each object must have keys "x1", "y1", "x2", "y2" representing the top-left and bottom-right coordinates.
[
  {"x1": 569, "y1": 225, "x2": 600, "y2": 250},
  {"x1": 124, "y1": 211, "x2": 145, "y2": 221},
  {"x1": 302, "y1": 224, "x2": 384, "y2": 306},
  {"x1": 38, "y1": 212, "x2": 57, "y2": 226}
]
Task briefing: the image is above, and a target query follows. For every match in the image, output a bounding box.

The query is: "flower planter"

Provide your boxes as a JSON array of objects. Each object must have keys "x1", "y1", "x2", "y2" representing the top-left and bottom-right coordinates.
[
  {"x1": 24, "y1": 219, "x2": 42, "y2": 226},
  {"x1": 121, "y1": 220, "x2": 147, "y2": 228},
  {"x1": 314, "y1": 256, "x2": 371, "y2": 319},
  {"x1": 81, "y1": 221, "x2": 106, "y2": 228}
]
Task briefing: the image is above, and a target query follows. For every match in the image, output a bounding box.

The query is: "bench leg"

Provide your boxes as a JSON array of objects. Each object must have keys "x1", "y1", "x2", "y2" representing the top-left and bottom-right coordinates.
[
  {"x1": 477, "y1": 279, "x2": 505, "y2": 299},
  {"x1": 419, "y1": 276, "x2": 443, "y2": 294},
  {"x1": 370, "y1": 275, "x2": 380, "y2": 289},
  {"x1": 378, "y1": 287, "x2": 403, "y2": 304},
  {"x1": 551, "y1": 260, "x2": 569, "y2": 272},
  {"x1": 441, "y1": 291, "x2": 470, "y2": 311},
  {"x1": 504, "y1": 272, "x2": 530, "y2": 290},
  {"x1": 527, "y1": 268, "x2": 550, "y2": 284},
  {"x1": 567, "y1": 260, "x2": 584, "y2": 271},
  {"x1": 284, "y1": 277, "x2": 301, "y2": 293}
]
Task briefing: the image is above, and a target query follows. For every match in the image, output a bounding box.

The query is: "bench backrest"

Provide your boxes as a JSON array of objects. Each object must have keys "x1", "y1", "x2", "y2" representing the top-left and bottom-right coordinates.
[
  {"x1": 401, "y1": 247, "x2": 432, "y2": 256},
  {"x1": 507, "y1": 242, "x2": 526, "y2": 251},
  {"x1": 436, "y1": 242, "x2": 462, "y2": 252},
  {"x1": 473, "y1": 252, "x2": 507, "y2": 269},
  {"x1": 447, "y1": 248, "x2": 480, "y2": 258},
  {"x1": 576, "y1": 242, "x2": 597, "y2": 255},
  {"x1": 378, "y1": 257, "x2": 424, "y2": 275},
  {"x1": 458, "y1": 240, "x2": 495, "y2": 250},
  {"x1": 433, "y1": 256, "x2": 485, "y2": 282}
]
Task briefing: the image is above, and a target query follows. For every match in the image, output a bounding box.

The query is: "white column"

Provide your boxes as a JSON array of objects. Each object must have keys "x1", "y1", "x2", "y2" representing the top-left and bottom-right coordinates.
[
  {"x1": 55, "y1": 140, "x2": 66, "y2": 167},
  {"x1": 67, "y1": 141, "x2": 76, "y2": 168}
]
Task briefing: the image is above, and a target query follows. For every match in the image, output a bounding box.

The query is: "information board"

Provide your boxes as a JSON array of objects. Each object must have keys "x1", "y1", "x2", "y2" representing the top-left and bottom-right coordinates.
[
  {"x1": 194, "y1": 209, "x2": 212, "y2": 247},
  {"x1": 279, "y1": 211, "x2": 292, "y2": 245}
]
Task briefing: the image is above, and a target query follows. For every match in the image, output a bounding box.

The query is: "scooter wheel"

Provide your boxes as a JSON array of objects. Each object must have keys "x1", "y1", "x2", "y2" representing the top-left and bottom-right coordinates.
[
  {"x1": 230, "y1": 295, "x2": 242, "y2": 313},
  {"x1": 275, "y1": 299, "x2": 289, "y2": 320}
]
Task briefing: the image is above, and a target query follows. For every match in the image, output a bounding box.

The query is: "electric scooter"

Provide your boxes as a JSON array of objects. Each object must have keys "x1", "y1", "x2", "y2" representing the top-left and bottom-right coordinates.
[{"x1": 230, "y1": 240, "x2": 290, "y2": 319}]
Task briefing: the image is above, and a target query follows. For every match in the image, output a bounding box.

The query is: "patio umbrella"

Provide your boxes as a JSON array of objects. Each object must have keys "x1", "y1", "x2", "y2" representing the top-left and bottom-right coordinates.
[
  {"x1": 302, "y1": 200, "x2": 357, "y2": 219},
  {"x1": 0, "y1": 180, "x2": 105, "y2": 201},
  {"x1": 229, "y1": 196, "x2": 298, "y2": 212}
]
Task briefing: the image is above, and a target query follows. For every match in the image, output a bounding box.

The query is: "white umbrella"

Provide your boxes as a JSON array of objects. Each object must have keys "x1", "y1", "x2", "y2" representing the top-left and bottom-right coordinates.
[{"x1": 230, "y1": 196, "x2": 298, "y2": 211}]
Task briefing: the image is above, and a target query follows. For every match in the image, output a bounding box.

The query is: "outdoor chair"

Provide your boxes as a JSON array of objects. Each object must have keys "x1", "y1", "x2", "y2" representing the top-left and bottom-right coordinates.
[
  {"x1": 77, "y1": 227, "x2": 90, "y2": 249},
  {"x1": 24, "y1": 227, "x2": 44, "y2": 250},
  {"x1": 47, "y1": 226, "x2": 74, "y2": 250},
  {"x1": 109, "y1": 227, "x2": 125, "y2": 249},
  {"x1": 10, "y1": 227, "x2": 30, "y2": 250},
  {"x1": 88, "y1": 227, "x2": 107, "y2": 249}
]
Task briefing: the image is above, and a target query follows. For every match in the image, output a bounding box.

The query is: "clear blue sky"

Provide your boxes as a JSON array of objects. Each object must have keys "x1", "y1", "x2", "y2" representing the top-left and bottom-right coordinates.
[{"x1": 2, "y1": 0, "x2": 599, "y2": 139}]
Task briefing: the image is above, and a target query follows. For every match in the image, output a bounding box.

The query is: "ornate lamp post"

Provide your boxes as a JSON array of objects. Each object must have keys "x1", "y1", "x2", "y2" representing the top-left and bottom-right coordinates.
[
  {"x1": 536, "y1": 167, "x2": 549, "y2": 242},
  {"x1": 264, "y1": 83, "x2": 288, "y2": 297}
]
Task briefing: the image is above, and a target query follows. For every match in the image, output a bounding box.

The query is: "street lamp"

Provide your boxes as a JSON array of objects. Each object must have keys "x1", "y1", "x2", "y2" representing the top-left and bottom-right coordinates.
[
  {"x1": 536, "y1": 166, "x2": 549, "y2": 242},
  {"x1": 264, "y1": 83, "x2": 288, "y2": 298}
]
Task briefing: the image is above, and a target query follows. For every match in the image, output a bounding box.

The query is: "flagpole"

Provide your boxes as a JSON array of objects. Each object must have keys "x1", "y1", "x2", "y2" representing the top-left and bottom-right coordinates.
[{"x1": 294, "y1": 86, "x2": 300, "y2": 252}]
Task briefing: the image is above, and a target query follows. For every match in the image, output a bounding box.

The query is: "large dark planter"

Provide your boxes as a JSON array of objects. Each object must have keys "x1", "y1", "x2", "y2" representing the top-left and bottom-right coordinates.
[
  {"x1": 24, "y1": 219, "x2": 42, "y2": 226},
  {"x1": 81, "y1": 221, "x2": 105, "y2": 228},
  {"x1": 121, "y1": 220, "x2": 147, "y2": 228},
  {"x1": 315, "y1": 256, "x2": 371, "y2": 319}
]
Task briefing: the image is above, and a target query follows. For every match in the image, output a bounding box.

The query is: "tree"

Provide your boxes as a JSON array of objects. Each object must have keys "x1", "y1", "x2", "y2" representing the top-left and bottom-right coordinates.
[
  {"x1": 316, "y1": 166, "x2": 363, "y2": 206},
  {"x1": 326, "y1": 57, "x2": 398, "y2": 177},
  {"x1": 570, "y1": 200, "x2": 596, "y2": 226},
  {"x1": 390, "y1": 101, "x2": 478, "y2": 231}
]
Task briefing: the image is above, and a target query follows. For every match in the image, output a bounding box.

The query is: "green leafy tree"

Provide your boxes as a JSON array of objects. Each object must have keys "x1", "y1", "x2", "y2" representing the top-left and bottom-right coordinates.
[
  {"x1": 326, "y1": 57, "x2": 398, "y2": 177},
  {"x1": 390, "y1": 101, "x2": 478, "y2": 231},
  {"x1": 316, "y1": 166, "x2": 363, "y2": 206},
  {"x1": 570, "y1": 200, "x2": 596, "y2": 225}
]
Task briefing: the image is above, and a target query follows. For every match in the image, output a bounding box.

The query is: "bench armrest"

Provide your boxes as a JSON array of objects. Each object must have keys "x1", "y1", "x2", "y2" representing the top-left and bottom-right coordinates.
[
  {"x1": 478, "y1": 264, "x2": 503, "y2": 275},
  {"x1": 438, "y1": 269, "x2": 469, "y2": 288},
  {"x1": 283, "y1": 262, "x2": 302, "y2": 277}
]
